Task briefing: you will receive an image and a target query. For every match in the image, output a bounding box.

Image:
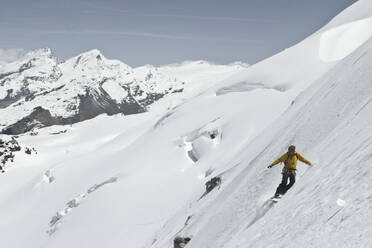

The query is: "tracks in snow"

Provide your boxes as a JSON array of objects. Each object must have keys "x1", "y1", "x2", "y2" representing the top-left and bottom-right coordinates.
[{"x1": 47, "y1": 177, "x2": 118, "y2": 235}]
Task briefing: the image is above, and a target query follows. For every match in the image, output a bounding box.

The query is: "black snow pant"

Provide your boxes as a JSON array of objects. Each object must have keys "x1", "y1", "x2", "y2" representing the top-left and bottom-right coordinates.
[{"x1": 275, "y1": 168, "x2": 296, "y2": 196}]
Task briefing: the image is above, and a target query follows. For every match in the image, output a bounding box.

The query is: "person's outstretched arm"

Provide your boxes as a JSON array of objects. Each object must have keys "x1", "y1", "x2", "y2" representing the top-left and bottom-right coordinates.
[
  {"x1": 297, "y1": 153, "x2": 312, "y2": 166},
  {"x1": 268, "y1": 153, "x2": 287, "y2": 168}
]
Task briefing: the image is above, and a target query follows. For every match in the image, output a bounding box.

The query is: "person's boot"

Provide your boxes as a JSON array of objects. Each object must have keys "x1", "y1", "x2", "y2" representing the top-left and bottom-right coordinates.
[{"x1": 274, "y1": 193, "x2": 282, "y2": 199}]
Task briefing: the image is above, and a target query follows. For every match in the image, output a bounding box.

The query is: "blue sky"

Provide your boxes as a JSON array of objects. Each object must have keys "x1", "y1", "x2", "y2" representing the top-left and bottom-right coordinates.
[{"x1": 0, "y1": 0, "x2": 356, "y2": 66}]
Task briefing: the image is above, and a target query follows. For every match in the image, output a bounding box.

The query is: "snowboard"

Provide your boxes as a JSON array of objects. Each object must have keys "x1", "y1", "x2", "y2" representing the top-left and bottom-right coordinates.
[{"x1": 271, "y1": 194, "x2": 282, "y2": 202}]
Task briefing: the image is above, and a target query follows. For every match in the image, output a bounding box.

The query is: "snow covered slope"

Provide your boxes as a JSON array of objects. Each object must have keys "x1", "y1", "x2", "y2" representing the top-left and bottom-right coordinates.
[
  {"x1": 165, "y1": 35, "x2": 372, "y2": 248},
  {"x1": 214, "y1": 0, "x2": 372, "y2": 96},
  {"x1": 158, "y1": 60, "x2": 249, "y2": 94},
  {"x1": 132, "y1": 61, "x2": 250, "y2": 114},
  {"x1": 145, "y1": 1, "x2": 372, "y2": 246},
  {"x1": 0, "y1": 1, "x2": 371, "y2": 248}
]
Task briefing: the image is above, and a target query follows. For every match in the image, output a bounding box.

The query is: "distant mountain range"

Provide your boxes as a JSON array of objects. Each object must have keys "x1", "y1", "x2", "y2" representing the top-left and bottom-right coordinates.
[{"x1": 0, "y1": 48, "x2": 249, "y2": 134}]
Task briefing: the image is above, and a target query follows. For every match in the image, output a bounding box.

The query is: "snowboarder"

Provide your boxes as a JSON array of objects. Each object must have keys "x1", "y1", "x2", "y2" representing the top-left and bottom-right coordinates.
[{"x1": 268, "y1": 145, "x2": 311, "y2": 198}]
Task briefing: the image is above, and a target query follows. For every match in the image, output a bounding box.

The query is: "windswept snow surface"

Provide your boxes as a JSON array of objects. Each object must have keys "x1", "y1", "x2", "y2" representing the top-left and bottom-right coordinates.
[
  {"x1": 169, "y1": 36, "x2": 372, "y2": 248},
  {"x1": 213, "y1": 0, "x2": 372, "y2": 97},
  {"x1": 319, "y1": 16, "x2": 372, "y2": 62},
  {"x1": 0, "y1": 1, "x2": 372, "y2": 248},
  {"x1": 0, "y1": 82, "x2": 288, "y2": 248}
]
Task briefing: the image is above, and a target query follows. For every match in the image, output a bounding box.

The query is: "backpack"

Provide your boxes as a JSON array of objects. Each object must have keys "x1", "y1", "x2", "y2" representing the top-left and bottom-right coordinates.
[{"x1": 285, "y1": 152, "x2": 299, "y2": 165}]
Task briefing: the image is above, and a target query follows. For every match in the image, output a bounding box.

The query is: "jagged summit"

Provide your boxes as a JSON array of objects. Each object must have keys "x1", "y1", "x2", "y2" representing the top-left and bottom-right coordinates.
[
  {"x1": 0, "y1": 49, "x2": 185, "y2": 134},
  {"x1": 71, "y1": 49, "x2": 107, "y2": 65},
  {"x1": 0, "y1": 47, "x2": 56, "y2": 72},
  {"x1": 15, "y1": 47, "x2": 53, "y2": 61},
  {"x1": 28, "y1": 47, "x2": 52, "y2": 57}
]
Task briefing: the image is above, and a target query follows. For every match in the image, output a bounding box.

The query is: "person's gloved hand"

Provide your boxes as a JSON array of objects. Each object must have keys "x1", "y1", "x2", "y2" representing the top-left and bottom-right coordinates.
[{"x1": 268, "y1": 165, "x2": 273, "y2": 168}]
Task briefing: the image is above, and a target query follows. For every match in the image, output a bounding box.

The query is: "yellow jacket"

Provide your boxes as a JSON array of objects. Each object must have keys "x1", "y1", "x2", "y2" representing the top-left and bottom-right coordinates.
[{"x1": 271, "y1": 152, "x2": 311, "y2": 170}]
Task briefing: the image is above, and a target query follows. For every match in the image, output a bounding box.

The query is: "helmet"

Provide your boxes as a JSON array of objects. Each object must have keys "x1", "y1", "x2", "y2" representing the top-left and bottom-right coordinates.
[{"x1": 288, "y1": 145, "x2": 296, "y2": 153}]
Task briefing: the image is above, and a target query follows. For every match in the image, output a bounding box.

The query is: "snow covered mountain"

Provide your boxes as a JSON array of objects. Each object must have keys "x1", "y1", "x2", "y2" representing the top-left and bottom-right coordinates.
[
  {"x1": 0, "y1": 50, "x2": 250, "y2": 135},
  {"x1": 0, "y1": 1, "x2": 372, "y2": 248},
  {"x1": 158, "y1": 60, "x2": 250, "y2": 93},
  {"x1": 0, "y1": 49, "x2": 186, "y2": 134}
]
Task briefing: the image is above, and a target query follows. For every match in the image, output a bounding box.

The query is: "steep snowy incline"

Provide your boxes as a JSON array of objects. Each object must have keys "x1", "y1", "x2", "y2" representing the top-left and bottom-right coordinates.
[
  {"x1": 236, "y1": 37, "x2": 372, "y2": 248},
  {"x1": 0, "y1": 74, "x2": 290, "y2": 248},
  {"x1": 152, "y1": 37, "x2": 372, "y2": 248},
  {"x1": 213, "y1": 0, "x2": 372, "y2": 97}
]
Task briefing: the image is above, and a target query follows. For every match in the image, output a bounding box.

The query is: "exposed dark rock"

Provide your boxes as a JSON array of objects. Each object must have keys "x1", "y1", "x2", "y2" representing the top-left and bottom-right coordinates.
[
  {"x1": 30, "y1": 131, "x2": 39, "y2": 136},
  {"x1": 25, "y1": 94, "x2": 36, "y2": 102},
  {"x1": 174, "y1": 237, "x2": 191, "y2": 248},
  {"x1": 0, "y1": 87, "x2": 31, "y2": 108},
  {"x1": 184, "y1": 216, "x2": 192, "y2": 226},
  {"x1": 206, "y1": 177, "x2": 221, "y2": 193},
  {"x1": 74, "y1": 56, "x2": 82, "y2": 68},
  {"x1": 0, "y1": 49, "x2": 184, "y2": 134},
  {"x1": 139, "y1": 92, "x2": 165, "y2": 106},
  {"x1": 0, "y1": 71, "x2": 15, "y2": 81},
  {"x1": 50, "y1": 130, "x2": 67, "y2": 135},
  {"x1": 19, "y1": 60, "x2": 34, "y2": 73},
  {"x1": 76, "y1": 86, "x2": 145, "y2": 119},
  {"x1": 24, "y1": 146, "x2": 37, "y2": 155},
  {"x1": 25, "y1": 84, "x2": 65, "y2": 102},
  {"x1": 1, "y1": 107, "x2": 58, "y2": 135},
  {"x1": 0, "y1": 137, "x2": 28, "y2": 171},
  {"x1": 1, "y1": 86, "x2": 147, "y2": 135}
]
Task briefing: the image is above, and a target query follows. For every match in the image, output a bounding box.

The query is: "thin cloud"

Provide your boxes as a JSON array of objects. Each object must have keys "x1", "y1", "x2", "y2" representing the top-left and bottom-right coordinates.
[
  {"x1": 38, "y1": 29, "x2": 262, "y2": 44},
  {"x1": 83, "y1": 3, "x2": 277, "y2": 23},
  {"x1": 82, "y1": 9, "x2": 97, "y2": 14},
  {"x1": 0, "y1": 48, "x2": 26, "y2": 64},
  {"x1": 128, "y1": 13, "x2": 277, "y2": 23}
]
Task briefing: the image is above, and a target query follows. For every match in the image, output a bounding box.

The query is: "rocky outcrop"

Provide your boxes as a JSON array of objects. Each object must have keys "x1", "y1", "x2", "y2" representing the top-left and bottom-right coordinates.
[
  {"x1": 0, "y1": 137, "x2": 34, "y2": 171},
  {"x1": 205, "y1": 177, "x2": 221, "y2": 193},
  {"x1": 173, "y1": 237, "x2": 191, "y2": 248},
  {"x1": 2, "y1": 107, "x2": 59, "y2": 135},
  {"x1": 2, "y1": 86, "x2": 146, "y2": 135}
]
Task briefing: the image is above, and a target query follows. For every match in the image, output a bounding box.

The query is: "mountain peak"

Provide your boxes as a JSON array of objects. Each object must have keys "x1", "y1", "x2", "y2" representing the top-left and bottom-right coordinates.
[
  {"x1": 24, "y1": 47, "x2": 52, "y2": 59},
  {"x1": 79, "y1": 49, "x2": 104, "y2": 59}
]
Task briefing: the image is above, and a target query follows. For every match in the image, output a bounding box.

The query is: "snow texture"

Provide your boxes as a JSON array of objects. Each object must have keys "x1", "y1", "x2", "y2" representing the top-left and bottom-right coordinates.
[{"x1": 0, "y1": 1, "x2": 371, "y2": 248}]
